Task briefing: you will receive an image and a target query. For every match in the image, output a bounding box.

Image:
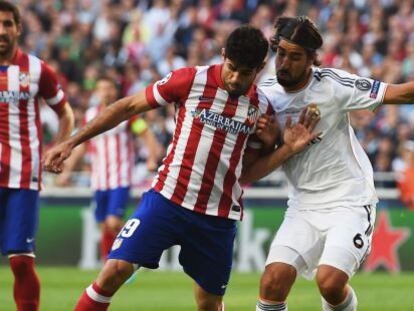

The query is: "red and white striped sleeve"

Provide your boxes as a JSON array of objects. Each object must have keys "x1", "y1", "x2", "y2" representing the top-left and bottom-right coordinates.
[
  {"x1": 145, "y1": 67, "x2": 197, "y2": 108},
  {"x1": 38, "y1": 61, "x2": 67, "y2": 111}
]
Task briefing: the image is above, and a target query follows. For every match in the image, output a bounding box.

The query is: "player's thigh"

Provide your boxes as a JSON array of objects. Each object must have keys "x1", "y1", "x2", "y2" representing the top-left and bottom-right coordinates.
[
  {"x1": 108, "y1": 189, "x2": 181, "y2": 269},
  {"x1": 94, "y1": 190, "x2": 109, "y2": 223},
  {"x1": 107, "y1": 186, "x2": 130, "y2": 219},
  {"x1": 320, "y1": 206, "x2": 375, "y2": 277},
  {"x1": 179, "y1": 212, "x2": 237, "y2": 297},
  {"x1": 267, "y1": 212, "x2": 322, "y2": 274},
  {"x1": 2, "y1": 188, "x2": 39, "y2": 255}
]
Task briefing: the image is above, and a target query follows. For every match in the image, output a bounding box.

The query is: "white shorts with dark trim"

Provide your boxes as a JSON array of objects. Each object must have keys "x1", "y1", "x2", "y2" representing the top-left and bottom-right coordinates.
[{"x1": 266, "y1": 205, "x2": 375, "y2": 279}]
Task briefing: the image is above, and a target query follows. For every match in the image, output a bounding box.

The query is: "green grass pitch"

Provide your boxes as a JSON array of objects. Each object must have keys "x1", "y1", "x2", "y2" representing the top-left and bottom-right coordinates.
[{"x1": 0, "y1": 267, "x2": 413, "y2": 310}]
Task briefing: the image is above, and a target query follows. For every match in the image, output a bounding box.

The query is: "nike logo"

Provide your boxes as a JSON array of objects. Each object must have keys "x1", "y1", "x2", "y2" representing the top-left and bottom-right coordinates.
[
  {"x1": 26, "y1": 237, "x2": 35, "y2": 243},
  {"x1": 198, "y1": 96, "x2": 214, "y2": 102}
]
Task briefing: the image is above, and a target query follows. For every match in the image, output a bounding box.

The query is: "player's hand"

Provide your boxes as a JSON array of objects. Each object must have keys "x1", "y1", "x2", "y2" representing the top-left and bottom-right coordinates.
[
  {"x1": 43, "y1": 142, "x2": 73, "y2": 174},
  {"x1": 283, "y1": 106, "x2": 321, "y2": 154},
  {"x1": 255, "y1": 114, "x2": 279, "y2": 149}
]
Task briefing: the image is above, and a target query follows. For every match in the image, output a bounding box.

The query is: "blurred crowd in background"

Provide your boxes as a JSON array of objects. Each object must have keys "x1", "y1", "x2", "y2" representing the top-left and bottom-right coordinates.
[{"x1": 16, "y1": 0, "x2": 414, "y2": 197}]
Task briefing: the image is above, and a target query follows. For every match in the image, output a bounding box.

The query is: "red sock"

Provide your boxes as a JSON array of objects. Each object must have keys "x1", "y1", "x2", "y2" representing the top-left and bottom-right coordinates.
[
  {"x1": 9, "y1": 255, "x2": 40, "y2": 311},
  {"x1": 100, "y1": 229, "x2": 117, "y2": 262},
  {"x1": 74, "y1": 282, "x2": 113, "y2": 311}
]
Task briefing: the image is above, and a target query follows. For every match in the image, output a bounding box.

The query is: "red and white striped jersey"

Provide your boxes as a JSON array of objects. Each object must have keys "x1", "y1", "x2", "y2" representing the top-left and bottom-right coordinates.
[
  {"x1": 0, "y1": 49, "x2": 66, "y2": 190},
  {"x1": 85, "y1": 106, "x2": 137, "y2": 190},
  {"x1": 145, "y1": 64, "x2": 273, "y2": 220}
]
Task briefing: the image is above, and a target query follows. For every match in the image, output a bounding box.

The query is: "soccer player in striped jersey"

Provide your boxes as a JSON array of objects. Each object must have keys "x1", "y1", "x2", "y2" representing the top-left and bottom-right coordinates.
[
  {"x1": 241, "y1": 16, "x2": 414, "y2": 311},
  {"x1": 56, "y1": 76, "x2": 160, "y2": 262},
  {"x1": 44, "y1": 25, "x2": 318, "y2": 311},
  {"x1": 0, "y1": 1, "x2": 74, "y2": 310}
]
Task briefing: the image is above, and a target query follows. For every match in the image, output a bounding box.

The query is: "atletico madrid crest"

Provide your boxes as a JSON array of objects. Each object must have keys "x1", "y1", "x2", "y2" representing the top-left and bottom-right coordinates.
[
  {"x1": 247, "y1": 105, "x2": 259, "y2": 124},
  {"x1": 19, "y1": 72, "x2": 30, "y2": 88}
]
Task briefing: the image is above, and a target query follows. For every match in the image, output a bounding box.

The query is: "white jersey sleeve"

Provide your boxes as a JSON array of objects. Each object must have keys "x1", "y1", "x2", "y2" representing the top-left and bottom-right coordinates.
[{"x1": 315, "y1": 68, "x2": 388, "y2": 112}]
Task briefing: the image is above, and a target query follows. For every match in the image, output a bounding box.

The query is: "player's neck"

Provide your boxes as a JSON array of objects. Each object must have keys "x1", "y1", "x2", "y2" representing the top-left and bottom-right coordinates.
[
  {"x1": 283, "y1": 69, "x2": 312, "y2": 93},
  {"x1": 0, "y1": 45, "x2": 18, "y2": 65}
]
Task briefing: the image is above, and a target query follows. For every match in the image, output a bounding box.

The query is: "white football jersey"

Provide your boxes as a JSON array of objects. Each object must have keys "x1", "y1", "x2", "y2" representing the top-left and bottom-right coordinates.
[{"x1": 259, "y1": 67, "x2": 388, "y2": 209}]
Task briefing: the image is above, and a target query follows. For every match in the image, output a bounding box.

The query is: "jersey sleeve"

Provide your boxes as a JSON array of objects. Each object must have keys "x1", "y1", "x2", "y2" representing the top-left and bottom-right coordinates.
[
  {"x1": 38, "y1": 61, "x2": 67, "y2": 111},
  {"x1": 327, "y1": 68, "x2": 388, "y2": 112},
  {"x1": 145, "y1": 67, "x2": 197, "y2": 108}
]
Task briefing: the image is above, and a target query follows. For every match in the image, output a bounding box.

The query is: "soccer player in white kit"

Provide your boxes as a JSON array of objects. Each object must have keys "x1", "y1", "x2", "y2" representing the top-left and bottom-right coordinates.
[{"x1": 240, "y1": 16, "x2": 414, "y2": 311}]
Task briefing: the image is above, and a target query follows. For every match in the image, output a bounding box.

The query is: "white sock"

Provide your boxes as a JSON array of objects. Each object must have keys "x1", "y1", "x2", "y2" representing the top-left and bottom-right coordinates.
[
  {"x1": 256, "y1": 298, "x2": 288, "y2": 310},
  {"x1": 322, "y1": 286, "x2": 357, "y2": 311}
]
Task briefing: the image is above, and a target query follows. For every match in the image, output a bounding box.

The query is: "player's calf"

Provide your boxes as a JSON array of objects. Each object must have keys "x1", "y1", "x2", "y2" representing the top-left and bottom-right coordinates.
[
  {"x1": 74, "y1": 259, "x2": 135, "y2": 310},
  {"x1": 259, "y1": 262, "x2": 296, "y2": 302}
]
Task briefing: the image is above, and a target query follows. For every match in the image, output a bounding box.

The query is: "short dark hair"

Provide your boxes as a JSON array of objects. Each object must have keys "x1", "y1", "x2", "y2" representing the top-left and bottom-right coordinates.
[
  {"x1": 271, "y1": 16, "x2": 323, "y2": 65},
  {"x1": 224, "y1": 25, "x2": 268, "y2": 69},
  {"x1": 0, "y1": 1, "x2": 20, "y2": 25}
]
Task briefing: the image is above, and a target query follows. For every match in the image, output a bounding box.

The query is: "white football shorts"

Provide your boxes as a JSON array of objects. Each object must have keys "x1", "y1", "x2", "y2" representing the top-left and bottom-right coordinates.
[{"x1": 265, "y1": 205, "x2": 375, "y2": 279}]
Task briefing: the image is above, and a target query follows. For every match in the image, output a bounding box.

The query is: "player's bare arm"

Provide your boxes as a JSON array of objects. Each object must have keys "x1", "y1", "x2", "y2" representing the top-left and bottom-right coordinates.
[
  {"x1": 240, "y1": 108, "x2": 320, "y2": 184},
  {"x1": 43, "y1": 90, "x2": 152, "y2": 173},
  {"x1": 53, "y1": 102, "x2": 75, "y2": 143},
  {"x1": 383, "y1": 82, "x2": 414, "y2": 105}
]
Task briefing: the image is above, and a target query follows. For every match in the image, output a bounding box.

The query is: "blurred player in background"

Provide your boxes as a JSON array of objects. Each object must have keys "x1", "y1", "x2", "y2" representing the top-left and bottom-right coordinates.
[
  {"x1": 56, "y1": 76, "x2": 160, "y2": 262},
  {"x1": 44, "y1": 25, "x2": 318, "y2": 311},
  {"x1": 0, "y1": 1, "x2": 74, "y2": 310},
  {"x1": 241, "y1": 16, "x2": 414, "y2": 311}
]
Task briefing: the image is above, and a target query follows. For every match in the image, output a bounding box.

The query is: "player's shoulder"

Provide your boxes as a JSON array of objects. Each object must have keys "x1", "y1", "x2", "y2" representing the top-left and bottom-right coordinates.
[
  {"x1": 257, "y1": 77, "x2": 284, "y2": 95},
  {"x1": 313, "y1": 67, "x2": 356, "y2": 88}
]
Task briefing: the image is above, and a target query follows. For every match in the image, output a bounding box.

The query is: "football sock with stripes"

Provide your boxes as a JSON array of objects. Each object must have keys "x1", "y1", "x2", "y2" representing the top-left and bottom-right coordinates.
[
  {"x1": 256, "y1": 298, "x2": 288, "y2": 310},
  {"x1": 10, "y1": 255, "x2": 40, "y2": 311},
  {"x1": 74, "y1": 282, "x2": 113, "y2": 311},
  {"x1": 322, "y1": 286, "x2": 357, "y2": 311}
]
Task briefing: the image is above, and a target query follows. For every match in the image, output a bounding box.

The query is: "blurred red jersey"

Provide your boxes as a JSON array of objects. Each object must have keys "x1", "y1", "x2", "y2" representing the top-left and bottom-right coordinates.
[{"x1": 0, "y1": 49, "x2": 66, "y2": 190}]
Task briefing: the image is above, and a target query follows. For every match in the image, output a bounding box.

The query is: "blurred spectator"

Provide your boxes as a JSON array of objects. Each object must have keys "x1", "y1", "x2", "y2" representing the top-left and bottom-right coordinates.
[{"x1": 397, "y1": 141, "x2": 414, "y2": 209}]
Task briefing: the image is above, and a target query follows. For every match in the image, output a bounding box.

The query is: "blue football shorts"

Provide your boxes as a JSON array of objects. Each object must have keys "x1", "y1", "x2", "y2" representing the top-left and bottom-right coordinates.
[
  {"x1": 94, "y1": 186, "x2": 130, "y2": 223},
  {"x1": 0, "y1": 188, "x2": 39, "y2": 255},
  {"x1": 108, "y1": 189, "x2": 237, "y2": 296}
]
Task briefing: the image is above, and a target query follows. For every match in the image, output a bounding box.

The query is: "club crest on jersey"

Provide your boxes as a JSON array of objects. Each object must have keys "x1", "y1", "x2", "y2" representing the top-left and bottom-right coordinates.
[
  {"x1": 355, "y1": 78, "x2": 371, "y2": 91},
  {"x1": 247, "y1": 105, "x2": 259, "y2": 124},
  {"x1": 192, "y1": 108, "x2": 251, "y2": 134},
  {"x1": 157, "y1": 72, "x2": 172, "y2": 86},
  {"x1": 19, "y1": 72, "x2": 30, "y2": 88}
]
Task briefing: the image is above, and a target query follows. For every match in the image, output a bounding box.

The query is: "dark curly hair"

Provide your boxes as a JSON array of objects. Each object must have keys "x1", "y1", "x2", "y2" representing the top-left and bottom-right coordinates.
[
  {"x1": 0, "y1": 1, "x2": 20, "y2": 25},
  {"x1": 271, "y1": 16, "x2": 323, "y2": 66},
  {"x1": 224, "y1": 25, "x2": 269, "y2": 69}
]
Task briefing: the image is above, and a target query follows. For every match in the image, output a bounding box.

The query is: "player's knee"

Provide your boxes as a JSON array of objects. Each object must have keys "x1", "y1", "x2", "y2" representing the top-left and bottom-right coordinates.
[
  {"x1": 106, "y1": 216, "x2": 123, "y2": 233},
  {"x1": 260, "y1": 263, "x2": 296, "y2": 300},
  {"x1": 196, "y1": 296, "x2": 222, "y2": 311},
  {"x1": 316, "y1": 267, "x2": 348, "y2": 300},
  {"x1": 97, "y1": 259, "x2": 133, "y2": 290}
]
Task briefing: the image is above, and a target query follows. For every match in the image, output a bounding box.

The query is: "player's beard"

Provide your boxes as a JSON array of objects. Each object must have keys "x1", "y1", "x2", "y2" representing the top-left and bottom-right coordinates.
[
  {"x1": 276, "y1": 68, "x2": 307, "y2": 88},
  {"x1": 0, "y1": 35, "x2": 13, "y2": 57}
]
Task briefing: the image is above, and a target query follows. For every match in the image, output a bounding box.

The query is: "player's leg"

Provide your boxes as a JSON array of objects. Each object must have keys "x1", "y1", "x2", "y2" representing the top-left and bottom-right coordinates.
[
  {"x1": 75, "y1": 189, "x2": 179, "y2": 310},
  {"x1": 101, "y1": 187, "x2": 130, "y2": 260},
  {"x1": 257, "y1": 211, "x2": 319, "y2": 311},
  {"x1": 3, "y1": 188, "x2": 40, "y2": 311},
  {"x1": 316, "y1": 206, "x2": 375, "y2": 311},
  {"x1": 178, "y1": 209, "x2": 237, "y2": 311}
]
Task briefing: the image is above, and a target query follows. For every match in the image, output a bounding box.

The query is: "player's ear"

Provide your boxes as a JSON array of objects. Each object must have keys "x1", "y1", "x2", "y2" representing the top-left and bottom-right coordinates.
[
  {"x1": 221, "y1": 48, "x2": 225, "y2": 61},
  {"x1": 16, "y1": 23, "x2": 22, "y2": 36}
]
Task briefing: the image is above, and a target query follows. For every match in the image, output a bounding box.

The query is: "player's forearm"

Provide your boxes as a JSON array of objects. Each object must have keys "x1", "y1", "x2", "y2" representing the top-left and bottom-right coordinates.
[
  {"x1": 54, "y1": 103, "x2": 75, "y2": 144},
  {"x1": 240, "y1": 144, "x2": 294, "y2": 184},
  {"x1": 383, "y1": 82, "x2": 414, "y2": 105}
]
